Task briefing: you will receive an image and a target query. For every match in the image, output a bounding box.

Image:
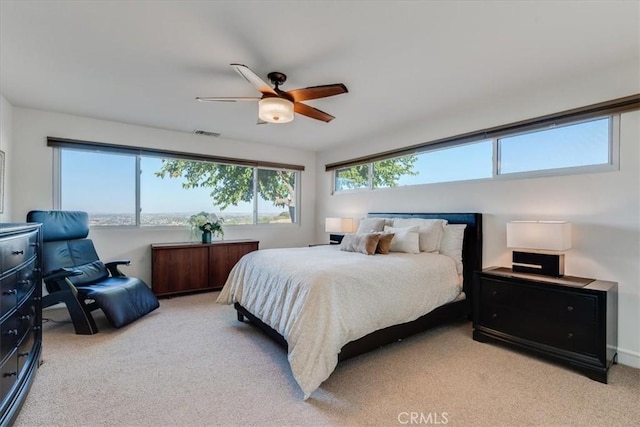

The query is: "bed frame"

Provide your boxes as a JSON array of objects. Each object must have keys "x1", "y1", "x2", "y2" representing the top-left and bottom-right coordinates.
[{"x1": 234, "y1": 212, "x2": 482, "y2": 362}]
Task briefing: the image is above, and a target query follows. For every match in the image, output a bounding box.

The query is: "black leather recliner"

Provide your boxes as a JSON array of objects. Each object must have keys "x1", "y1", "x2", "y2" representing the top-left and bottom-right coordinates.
[{"x1": 27, "y1": 210, "x2": 159, "y2": 334}]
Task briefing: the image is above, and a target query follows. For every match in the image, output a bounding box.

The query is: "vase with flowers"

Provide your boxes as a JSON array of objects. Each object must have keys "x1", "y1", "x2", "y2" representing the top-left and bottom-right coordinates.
[{"x1": 189, "y1": 212, "x2": 224, "y2": 243}]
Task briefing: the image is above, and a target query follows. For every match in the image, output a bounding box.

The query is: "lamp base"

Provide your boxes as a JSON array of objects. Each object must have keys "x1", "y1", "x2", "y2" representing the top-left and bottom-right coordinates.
[
  {"x1": 329, "y1": 234, "x2": 344, "y2": 245},
  {"x1": 512, "y1": 251, "x2": 565, "y2": 277}
]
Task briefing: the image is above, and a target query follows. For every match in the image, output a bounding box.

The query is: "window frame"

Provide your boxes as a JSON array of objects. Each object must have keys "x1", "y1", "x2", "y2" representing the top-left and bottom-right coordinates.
[{"x1": 52, "y1": 141, "x2": 303, "y2": 229}]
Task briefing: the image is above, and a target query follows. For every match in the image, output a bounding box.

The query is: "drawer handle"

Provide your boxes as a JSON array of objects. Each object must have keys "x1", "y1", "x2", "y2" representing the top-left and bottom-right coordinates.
[
  {"x1": 491, "y1": 313, "x2": 498, "y2": 319},
  {"x1": 18, "y1": 351, "x2": 30, "y2": 358},
  {"x1": 20, "y1": 315, "x2": 31, "y2": 321},
  {"x1": 5, "y1": 329, "x2": 18, "y2": 336},
  {"x1": 567, "y1": 333, "x2": 574, "y2": 339},
  {"x1": 12, "y1": 250, "x2": 24, "y2": 255},
  {"x1": 2, "y1": 289, "x2": 17, "y2": 296},
  {"x1": 18, "y1": 280, "x2": 30, "y2": 285},
  {"x1": 567, "y1": 306, "x2": 574, "y2": 312},
  {"x1": 3, "y1": 371, "x2": 18, "y2": 378}
]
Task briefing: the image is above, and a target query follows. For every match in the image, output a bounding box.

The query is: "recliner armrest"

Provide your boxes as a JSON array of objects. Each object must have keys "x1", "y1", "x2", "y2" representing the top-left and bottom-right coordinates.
[
  {"x1": 105, "y1": 260, "x2": 131, "y2": 277},
  {"x1": 44, "y1": 267, "x2": 83, "y2": 281}
]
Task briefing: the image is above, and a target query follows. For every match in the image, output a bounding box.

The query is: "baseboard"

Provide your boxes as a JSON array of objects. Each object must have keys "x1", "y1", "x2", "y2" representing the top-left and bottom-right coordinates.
[{"x1": 616, "y1": 347, "x2": 640, "y2": 369}]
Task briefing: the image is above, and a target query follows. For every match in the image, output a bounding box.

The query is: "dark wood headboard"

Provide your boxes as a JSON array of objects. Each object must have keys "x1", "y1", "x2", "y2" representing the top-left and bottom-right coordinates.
[{"x1": 367, "y1": 213, "x2": 483, "y2": 298}]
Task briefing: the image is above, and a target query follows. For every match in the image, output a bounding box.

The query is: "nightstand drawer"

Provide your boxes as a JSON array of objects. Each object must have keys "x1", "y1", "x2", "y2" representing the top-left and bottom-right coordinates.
[
  {"x1": 478, "y1": 306, "x2": 597, "y2": 355},
  {"x1": 481, "y1": 277, "x2": 597, "y2": 324}
]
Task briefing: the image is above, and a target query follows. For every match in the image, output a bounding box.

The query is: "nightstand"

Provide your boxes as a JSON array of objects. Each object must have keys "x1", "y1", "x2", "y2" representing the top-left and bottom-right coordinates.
[{"x1": 473, "y1": 267, "x2": 617, "y2": 383}]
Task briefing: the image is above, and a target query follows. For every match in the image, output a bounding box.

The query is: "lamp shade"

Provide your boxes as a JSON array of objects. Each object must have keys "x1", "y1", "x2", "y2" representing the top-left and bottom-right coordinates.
[
  {"x1": 258, "y1": 98, "x2": 294, "y2": 123},
  {"x1": 325, "y1": 217, "x2": 355, "y2": 233},
  {"x1": 507, "y1": 221, "x2": 572, "y2": 251}
]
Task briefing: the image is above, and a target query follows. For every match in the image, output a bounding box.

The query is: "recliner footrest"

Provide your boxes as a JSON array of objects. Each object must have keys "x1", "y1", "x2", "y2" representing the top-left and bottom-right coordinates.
[{"x1": 78, "y1": 277, "x2": 159, "y2": 328}]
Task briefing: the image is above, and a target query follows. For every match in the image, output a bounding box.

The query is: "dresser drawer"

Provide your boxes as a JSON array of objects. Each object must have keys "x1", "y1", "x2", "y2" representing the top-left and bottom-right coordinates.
[
  {"x1": 17, "y1": 330, "x2": 35, "y2": 376},
  {"x1": 16, "y1": 259, "x2": 37, "y2": 304},
  {"x1": 16, "y1": 298, "x2": 36, "y2": 346},
  {"x1": 0, "y1": 349, "x2": 18, "y2": 405},
  {"x1": 481, "y1": 277, "x2": 597, "y2": 324},
  {"x1": 0, "y1": 231, "x2": 38, "y2": 273},
  {"x1": 0, "y1": 274, "x2": 18, "y2": 318},
  {"x1": 0, "y1": 316, "x2": 19, "y2": 361}
]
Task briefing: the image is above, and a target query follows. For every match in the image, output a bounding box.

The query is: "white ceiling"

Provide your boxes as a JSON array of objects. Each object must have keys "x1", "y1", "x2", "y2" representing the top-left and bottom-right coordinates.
[{"x1": 1, "y1": 1, "x2": 639, "y2": 152}]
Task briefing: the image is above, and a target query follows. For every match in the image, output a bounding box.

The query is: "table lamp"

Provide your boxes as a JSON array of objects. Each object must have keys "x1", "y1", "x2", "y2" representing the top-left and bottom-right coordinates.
[
  {"x1": 325, "y1": 217, "x2": 355, "y2": 244},
  {"x1": 506, "y1": 221, "x2": 572, "y2": 277}
]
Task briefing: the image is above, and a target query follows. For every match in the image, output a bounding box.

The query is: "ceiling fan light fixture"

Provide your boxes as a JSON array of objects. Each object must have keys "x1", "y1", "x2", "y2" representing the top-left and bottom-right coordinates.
[{"x1": 258, "y1": 98, "x2": 294, "y2": 123}]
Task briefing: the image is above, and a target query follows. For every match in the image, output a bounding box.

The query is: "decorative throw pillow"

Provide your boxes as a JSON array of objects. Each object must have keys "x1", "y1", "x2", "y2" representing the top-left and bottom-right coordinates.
[
  {"x1": 374, "y1": 232, "x2": 395, "y2": 254},
  {"x1": 440, "y1": 224, "x2": 467, "y2": 275},
  {"x1": 339, "y1": 233, "x2": 381, "y2": 255},
  {"x1": 356, "y1": 218, "x2": 386, "y2": 234},
  {"x1": 391, "y1": 218, "x2": 447, "y2": 253},
  {"x1": 383, "y1": 225, "x2": 420, "y2": 254}
]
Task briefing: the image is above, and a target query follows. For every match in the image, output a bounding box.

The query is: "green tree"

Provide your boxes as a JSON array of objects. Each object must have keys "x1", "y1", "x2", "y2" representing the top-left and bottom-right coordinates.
[
  {"x1": 154, "y1": 160, "x2": 297, "y2": 220},
  {"x1": 337, "y1": 155, "x2": 418, "y2": 190}
]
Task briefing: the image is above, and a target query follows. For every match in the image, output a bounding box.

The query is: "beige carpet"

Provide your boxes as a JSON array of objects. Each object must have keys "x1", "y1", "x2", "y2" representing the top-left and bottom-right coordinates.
[{"x1": 15, "y1": 292, "x2": 640, "y2": 427}]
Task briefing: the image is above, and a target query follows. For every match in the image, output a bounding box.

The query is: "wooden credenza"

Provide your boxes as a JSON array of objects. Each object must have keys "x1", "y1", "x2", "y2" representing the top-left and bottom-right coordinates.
[
  {"x1": 1, "y1": 224, "x2": 42, "y2": 426},
  {"x1": 151, "y1": 239, "x2": 258, "y2": 297}
]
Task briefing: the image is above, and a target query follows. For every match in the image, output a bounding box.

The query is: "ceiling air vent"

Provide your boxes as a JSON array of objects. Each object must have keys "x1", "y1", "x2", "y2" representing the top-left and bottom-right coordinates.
[{"x1": 193, "y1": 129, "x2": 221, "y2": 137}]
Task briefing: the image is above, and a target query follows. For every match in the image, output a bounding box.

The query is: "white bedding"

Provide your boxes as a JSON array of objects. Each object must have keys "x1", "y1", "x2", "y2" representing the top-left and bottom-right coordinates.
[{"x1": 216, "y1": 245, "x2": 461, "y2": 399}]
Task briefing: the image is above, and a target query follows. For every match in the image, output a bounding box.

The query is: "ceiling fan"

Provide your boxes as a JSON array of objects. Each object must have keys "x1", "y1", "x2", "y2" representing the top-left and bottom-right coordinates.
[{"x1": 196, "y1": 63, "x2": 348, "y2": 124}]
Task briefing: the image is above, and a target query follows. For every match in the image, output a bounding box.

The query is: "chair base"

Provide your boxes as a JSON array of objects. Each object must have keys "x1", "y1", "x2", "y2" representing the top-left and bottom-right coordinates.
[{"x1": 43, "y1": 291, "x2": 99, "y2": 335}]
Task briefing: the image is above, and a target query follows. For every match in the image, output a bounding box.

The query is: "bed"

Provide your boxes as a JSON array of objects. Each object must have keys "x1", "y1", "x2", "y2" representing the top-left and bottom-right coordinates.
[{"x1": 217, "y1": 212, "x2": 482, "y2": 399}]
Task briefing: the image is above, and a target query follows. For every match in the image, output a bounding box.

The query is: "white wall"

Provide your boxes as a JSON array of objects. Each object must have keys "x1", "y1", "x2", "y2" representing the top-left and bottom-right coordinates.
[
  {"x1": 316, "y1": 63, "x2": 640, "y2": 368},
  {"x1": 0, "y1": 95, "x2": 13, "y2": 222},
  {"x1": 10, "y1": 107, "x2": 317, "y2": 285}
]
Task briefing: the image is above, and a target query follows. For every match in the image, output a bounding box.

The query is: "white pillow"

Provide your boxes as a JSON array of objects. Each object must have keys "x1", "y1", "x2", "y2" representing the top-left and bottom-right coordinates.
[
  {"x1": 356, "y1": 218, "x2": 386, "y2": 233},
  {"x1": 440, "y1": 224, "x2": 467, "y2": 275},
  {"x1": 391, "y1": 218, "x2": 447, "y2": 253},
  {"x1": 383, "y1": 225, "x2": 420, "y2": 254}
]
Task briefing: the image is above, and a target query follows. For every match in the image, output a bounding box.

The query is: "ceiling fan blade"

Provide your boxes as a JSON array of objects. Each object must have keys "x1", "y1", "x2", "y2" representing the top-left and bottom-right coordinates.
[
  {"x1": 294, "y1": 102, "x2": 335, "y2": 122},
  {"x1": 196, "y1": 97, "x2": 260, "y2": 102},
  {"x1": 230, "y1": 63, "x2": 277, "y2": 95},
  {"x1": 287, "y1": 84, "x2": 348, "y2": 102}
]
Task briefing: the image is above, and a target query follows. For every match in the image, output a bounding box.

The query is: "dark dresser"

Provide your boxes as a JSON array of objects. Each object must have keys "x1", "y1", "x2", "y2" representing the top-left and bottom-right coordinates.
[
  {"x1": 0, "y1": 224, "x2": 42, "y2": 425},
  {"x1": 474, "y1": 267, "x2": 617, "y2": 383}
]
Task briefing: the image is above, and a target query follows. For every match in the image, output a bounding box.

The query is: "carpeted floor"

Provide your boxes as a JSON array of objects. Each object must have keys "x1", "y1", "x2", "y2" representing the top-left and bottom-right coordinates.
[{"x1": 14, "y1": 292, "x2": 640, "y2": 426}]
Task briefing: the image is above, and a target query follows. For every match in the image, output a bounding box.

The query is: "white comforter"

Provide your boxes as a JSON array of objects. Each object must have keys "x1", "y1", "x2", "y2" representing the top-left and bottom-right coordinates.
[{"x1": 216, "y1": 245, "x2": 461, "y2": 399}]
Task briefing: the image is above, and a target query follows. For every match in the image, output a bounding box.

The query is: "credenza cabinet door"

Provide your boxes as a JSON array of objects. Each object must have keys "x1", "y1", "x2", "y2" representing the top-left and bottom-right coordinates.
[
  {"x1": 151, "y1": 240, "x2": 258, "y2": 297},
  {"x1": 151, "y1": 246, "x2": 210, "y2": 296}
]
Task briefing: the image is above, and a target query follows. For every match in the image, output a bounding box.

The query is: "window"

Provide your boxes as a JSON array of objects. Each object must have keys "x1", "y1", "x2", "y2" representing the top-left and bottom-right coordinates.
[
  {"x1": 497, "y1": 117, "x2": 612, "y2": 176},
  {"x1": 141, "y1": 157, "x2": 257, "y2": 227},
  {"x1": 55, "y1": 142, "x2": 301, "y2": 228},
  {"x1": 61, "y1": 149, "x2": 136, "y2": 226},
  {"x1": 328, "y1": 95, "x2": 638, "y2": 193},
  {"x1": 334, "y1": 140, "x2": 493, "y2": 192},
  {"x1": 374, "y1": 141, "x2": 493, "y2": 188},
  {"x1": 335, "y1": 165, "x2": 370, "y2": 191},
  {"x1": 332, "y1": 115, "x2": 619, "y2": 193},
  {"x1": 256, "y1": 169, "x2": 297, "y2": 224}
]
